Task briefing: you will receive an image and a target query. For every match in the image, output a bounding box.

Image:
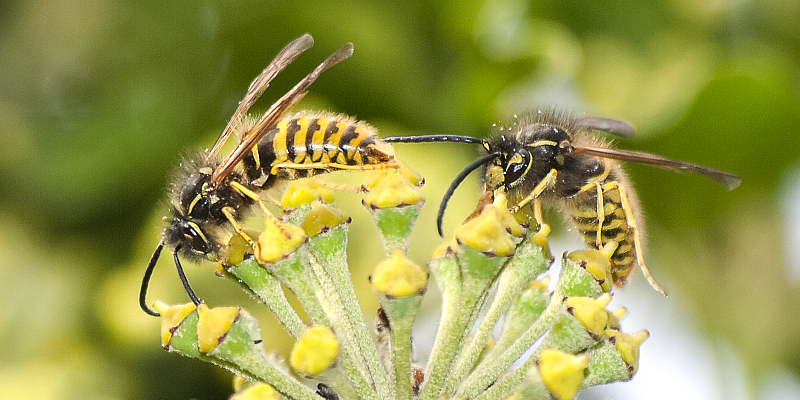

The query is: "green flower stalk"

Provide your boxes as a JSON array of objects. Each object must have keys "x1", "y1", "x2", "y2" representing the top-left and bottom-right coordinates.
[
  {"x1": 371, "y1": 249, "x2": 427, "y2": 400},
  {"x1": 149, "y1": 163, "x2": 650, "y2": 400}
]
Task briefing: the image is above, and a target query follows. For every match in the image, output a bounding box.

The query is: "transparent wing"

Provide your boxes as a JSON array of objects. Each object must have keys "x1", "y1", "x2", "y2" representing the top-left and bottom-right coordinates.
[
  {"x1": 210, "y1": 42, "x2": 354, "y2": 185},
  {"x1": 573, "y1": 146, "x2": 741, "y2": 190},
  {"x1": 574, "y1": 116, "x2": 635, "y2": 138},
  {"x1": 207, "y1": 34, "x2": 315, "y2": 159}
]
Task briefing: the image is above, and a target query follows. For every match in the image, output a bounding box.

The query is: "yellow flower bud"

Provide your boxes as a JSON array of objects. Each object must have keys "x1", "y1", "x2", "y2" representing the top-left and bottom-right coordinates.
[
  {"x1": 606, "y1": 329, "x2": 649, "y2": 374},
  {"x1": 372, "y1": 248, "x2": 428, "y2": 298},
  {"x1": 254, "y1": 218, "x2": 307, "y2": 264},
  {"x1": 197, "y1": 304, "x2": 240, "y2": 353},
  {"x1": 226, "y1": 232, "x2": 256, "y2": 266},
  {"x1": 568, "y1": 241, "x2": 619, "y2": 292},
  {"x1": 564, "y1": 293, "x2": 612, "y2": 337},
  {"x1": 455, "y1": 193, "x2": 522, "y2": 256},
  {"x1": 290, "y1": 326, "x2": 340, "y2": 376},
  {"x1": 528, "y1": 276, "x2": 550, "y2": 292},
  {"x1": 280, "y1": 179, "x2": 335, "y2": 209},
  {"x1": 229, "y1": 382, "x2": 281, "y2": 400},
  {"x1": 300, "y1": 201, "x2": 347, "y2": 237},
  {"x1": 432, "y1": 240, "x2": 457, "y2": 259},
  {"x1": 539, "y1": 349, "x2": 589, "y2": 399},
  {"x1": 153, "y1": 301, "x2": 196, "y2": 347},
  {"x1": 363, "y1": 170, "x2": 424, "y2": 208}
]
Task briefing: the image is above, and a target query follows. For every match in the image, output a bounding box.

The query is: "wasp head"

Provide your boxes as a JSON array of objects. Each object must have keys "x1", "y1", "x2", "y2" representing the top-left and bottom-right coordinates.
[
  {"x1": 162, "y1": 167, "x2": 218, "y2": 258},
  {"x1": 486, "y1": 123, "x2": 576, "y2": 191}
]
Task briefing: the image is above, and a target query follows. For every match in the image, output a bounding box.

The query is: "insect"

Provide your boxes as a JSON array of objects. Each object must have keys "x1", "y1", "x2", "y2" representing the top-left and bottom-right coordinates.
[
  {"x1": 139, "y1": 35, "x2": 397, "y2": 316},
  {"x1": 384, "y1": 110, "x2": 741, "y2": 295}
]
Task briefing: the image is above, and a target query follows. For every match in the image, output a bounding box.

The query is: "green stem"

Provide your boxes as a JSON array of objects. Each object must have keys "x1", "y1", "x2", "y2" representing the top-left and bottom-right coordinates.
[
  {"x1": 389, "y1": 306, "x2": 416, "y2": 400},
  {"x1": 226, "y1": 258, "x2": 306, "y2": 338},
  {"x1": 306, "y1": 248, "x2": 378, "y2": 400},
  {"x1": 443, "y1": 235, "x2": 548, "y2": 396},
  {"x1": 308, "y1": 228, "x2": 394, "y2": 399},
  {"x1": 419, "y1": 248, "x2": 504, "y2": 400},
  {"x1": 455, "y1": 287, "x2": 561, "y2": 399}
]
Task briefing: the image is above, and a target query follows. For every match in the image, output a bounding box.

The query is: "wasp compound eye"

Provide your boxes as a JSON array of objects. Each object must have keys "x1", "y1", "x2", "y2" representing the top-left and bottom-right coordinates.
[
  {"x1": 183, "y1": 223, "x2": 210, "y2": 255},
  {"x1": 504, "y1": 149, "x2": 531, "y2": 187}
]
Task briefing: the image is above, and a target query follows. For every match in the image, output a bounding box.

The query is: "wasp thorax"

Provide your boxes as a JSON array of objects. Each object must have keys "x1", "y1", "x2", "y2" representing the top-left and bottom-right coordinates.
[
  {"x1": 180, "y1": 172, "x2": 214, "y2": 219},
  {"x1": 521, "y1": 123, "x2": 570, "y2": 143}
]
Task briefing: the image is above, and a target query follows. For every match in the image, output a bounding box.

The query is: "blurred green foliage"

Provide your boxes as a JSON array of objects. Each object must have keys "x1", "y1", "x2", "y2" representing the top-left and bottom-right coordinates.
[{"x1": 1, "y1": 0, "x2": 798, "y2": 399}]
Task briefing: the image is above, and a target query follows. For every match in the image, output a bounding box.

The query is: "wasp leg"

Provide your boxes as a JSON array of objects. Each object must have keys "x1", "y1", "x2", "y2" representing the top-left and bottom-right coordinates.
[
  {"x1": 509, "y1": 168, "x2": 558, "y2": 214},
  {"x1": 227, "y1": 181, "x2": 287, "y2": 238},
  {"x1": 533, "y1": 197, "x2": 544, "y2": 227},
  {"x1": 616, "y1": 182, "x2": 668, "y2": 297},
  {"x1": 594, "y1": 182, "x2": 605, "y2": 249},
  {"x1": 266, "y1": 193, "x2": 282, "y2": 207},
  {"x1": 220, "y1": 206, "x2": 257, "y2": 245},
  {"x1": 269, "y1": 161, "x2": 399, "y2": 175},
  {"x1": 307, "y1": 177, "x2": 364, "y2": 193}
]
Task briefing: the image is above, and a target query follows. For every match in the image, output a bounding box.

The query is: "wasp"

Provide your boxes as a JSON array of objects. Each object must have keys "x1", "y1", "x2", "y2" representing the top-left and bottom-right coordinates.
[
  {"x1": 384, "y1": 110, "x2": 741, "y2": 295},
  {"x1": 139, "y1": 35, "x2": 397, "y2": 316}
]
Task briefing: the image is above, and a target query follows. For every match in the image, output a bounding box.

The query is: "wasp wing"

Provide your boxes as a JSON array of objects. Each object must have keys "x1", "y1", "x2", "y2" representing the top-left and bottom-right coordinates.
[
  {"x1": 207, "y1": 34, "x2": 315, "y2": 159},
  {"x1": 211, "y1": 42, "x2": 354, "y2": 185},
  {"x1": 573, "y1": 146, "x2": 741, "y2": 190},
  {"x1": 574, "y1": 116, "x2": 635, "y2": 138}
]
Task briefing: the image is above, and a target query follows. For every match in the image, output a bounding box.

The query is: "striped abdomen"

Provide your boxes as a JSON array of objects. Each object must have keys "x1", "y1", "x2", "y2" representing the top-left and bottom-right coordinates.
[
  {"x1": 569, "y1": 179, "x2": 638, "y2": 286},
  {"x1": 242, "y1": 111, "x2": 395, "y2": 186}
]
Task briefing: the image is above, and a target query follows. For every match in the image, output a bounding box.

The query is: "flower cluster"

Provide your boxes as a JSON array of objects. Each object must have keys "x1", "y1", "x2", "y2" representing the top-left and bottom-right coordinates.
[{"x1": 150, "y1": 164, "x2": 648, "y2": 400}]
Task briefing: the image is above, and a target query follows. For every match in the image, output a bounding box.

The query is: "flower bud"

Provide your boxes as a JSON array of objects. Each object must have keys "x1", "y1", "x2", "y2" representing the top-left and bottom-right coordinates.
[
  {"x1": 255, "y1": 218, "x2": 307, "y2": 264},
  {"x1": 371, "y1": 248, "x2": 428, "y2": 298},
  {"x1": 538, "y1": 349, "x2": 589, "y2": 400},
  {"x1": 290, "y1": 326, "x2": 340, "y2": 376}
]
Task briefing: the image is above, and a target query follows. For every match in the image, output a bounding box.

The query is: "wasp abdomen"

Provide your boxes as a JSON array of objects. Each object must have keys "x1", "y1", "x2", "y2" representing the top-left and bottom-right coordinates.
[
  {"x1": 570, "y1": 181, "x2": 637, "y2": 286},
  {"x1": 243, "y1": 112, "x2": 394, "y2": 186}
]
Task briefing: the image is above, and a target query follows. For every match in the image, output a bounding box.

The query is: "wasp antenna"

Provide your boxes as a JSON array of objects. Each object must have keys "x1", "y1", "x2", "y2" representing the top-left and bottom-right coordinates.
[
  {"x1": 437, "y1": 152, "x2": 500, "y2": 237},
  {"x1": 140, "y1": 241, "x2": 165, "y2": 317},
  {"x1": 173, "y1": 246, "x2": 202, "y2": 307},
  {"x1": 383, "y1": 135, "x2": 487, "y2": 145}
]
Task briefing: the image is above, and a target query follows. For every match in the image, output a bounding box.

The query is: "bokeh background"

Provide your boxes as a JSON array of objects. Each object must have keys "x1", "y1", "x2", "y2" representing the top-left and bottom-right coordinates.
[{"x1": 2, "y1": 0, "x2": 799, "y2": 399}]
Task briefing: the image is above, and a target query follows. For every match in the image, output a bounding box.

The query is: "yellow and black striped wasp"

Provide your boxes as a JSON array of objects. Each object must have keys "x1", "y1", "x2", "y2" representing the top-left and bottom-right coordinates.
[
  {"x1": 385, "y1": 110, "x2": 741, "y2": 295},
  {"x1": 139, "y1": 35, "x2": 397, "y2": 316}
]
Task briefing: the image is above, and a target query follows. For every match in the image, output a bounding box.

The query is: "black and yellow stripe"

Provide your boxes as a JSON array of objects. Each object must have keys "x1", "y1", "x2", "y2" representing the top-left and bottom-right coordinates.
[
  {"x1": 570, "y1": 177, "x2": 637, "y2": 286},
  {"x1": 241, "y1": 112, "x2": 394, "y2": 187}
]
